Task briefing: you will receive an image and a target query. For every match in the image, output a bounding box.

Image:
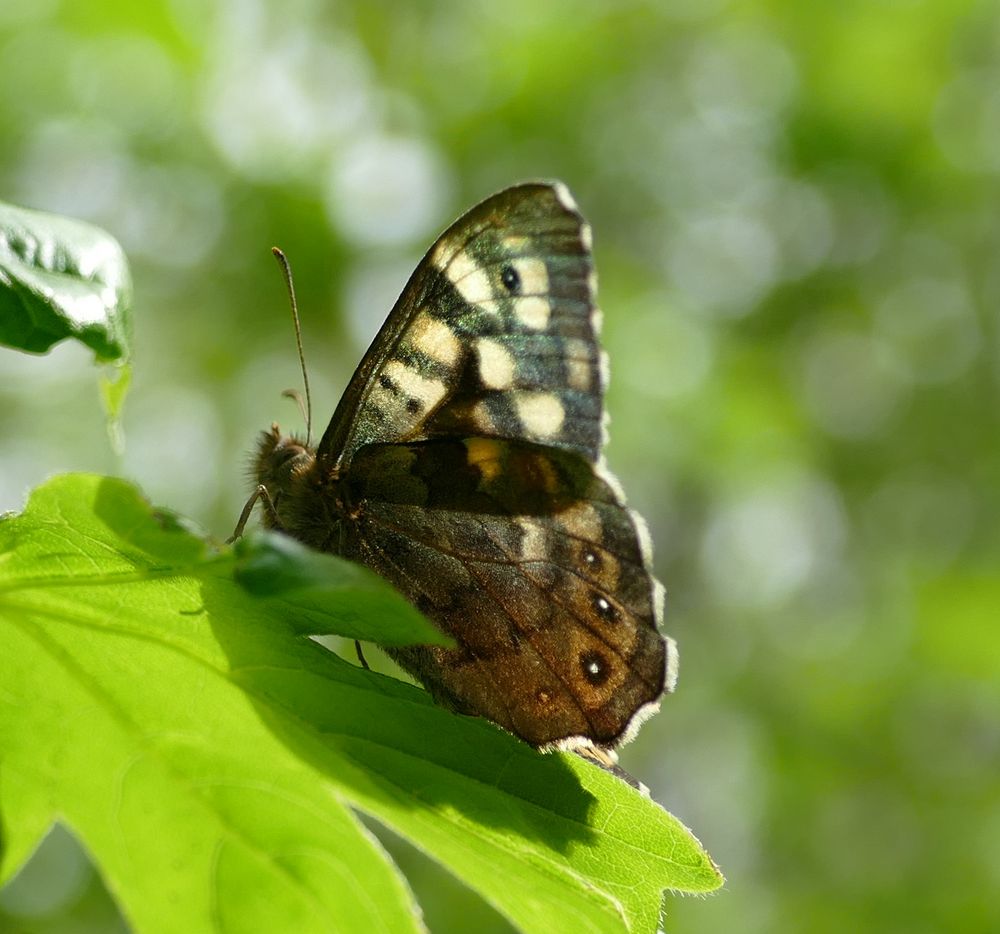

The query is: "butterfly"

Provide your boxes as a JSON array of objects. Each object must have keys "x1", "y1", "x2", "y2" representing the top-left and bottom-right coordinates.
[{"x1": 248, "y1": 181, "x2": 676, "y2": 753}]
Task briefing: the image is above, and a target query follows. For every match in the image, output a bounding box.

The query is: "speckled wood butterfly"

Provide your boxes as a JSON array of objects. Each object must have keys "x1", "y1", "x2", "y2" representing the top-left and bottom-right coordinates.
[{"x1": 247, "y1": 182, "x2": 676, "y2": 753}]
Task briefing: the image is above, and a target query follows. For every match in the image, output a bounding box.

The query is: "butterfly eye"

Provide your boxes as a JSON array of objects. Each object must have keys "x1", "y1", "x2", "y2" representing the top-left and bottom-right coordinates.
[
  {"x1": 500, "y1": 264, "x2": 521, "y2": 293},
  {"x1": 273, "y1": 446, "x2": 304, "y2": 468},
  {"x1": 580, "y1": 650, "x2": 610, "y2": 686}
]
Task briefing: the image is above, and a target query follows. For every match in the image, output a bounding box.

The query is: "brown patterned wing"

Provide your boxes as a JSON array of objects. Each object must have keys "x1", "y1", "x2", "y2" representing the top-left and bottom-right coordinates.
[
  {"x1": 315, "y1": 182, "x2": 605, "y2": 468},
  {"x1": 340, "y1": 438, "x2": 673, "y2": 750},
  {"x1": 297, "y1": 181, "x2": 673, "y2": 750}
]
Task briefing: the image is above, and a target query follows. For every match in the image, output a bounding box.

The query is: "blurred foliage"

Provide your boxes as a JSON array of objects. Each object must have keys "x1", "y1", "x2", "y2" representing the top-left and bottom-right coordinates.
[{"x1": 0, "y1": 1, "x2": 997, "y2": 932}]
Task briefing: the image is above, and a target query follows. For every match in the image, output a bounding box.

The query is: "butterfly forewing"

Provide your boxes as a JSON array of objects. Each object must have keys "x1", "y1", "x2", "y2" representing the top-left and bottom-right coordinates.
[
  {"x1": 316, "y1": 183, "x2": 605, "y2": 469},
  {"x1": 258, "y1": 181, "x2": 673, "y2": 752}
]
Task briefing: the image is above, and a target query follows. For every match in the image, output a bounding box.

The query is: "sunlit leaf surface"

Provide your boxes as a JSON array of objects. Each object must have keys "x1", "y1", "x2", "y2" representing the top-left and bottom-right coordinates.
[{"x1": 0, "y1": 475, "x2": 721, "y2": 934}]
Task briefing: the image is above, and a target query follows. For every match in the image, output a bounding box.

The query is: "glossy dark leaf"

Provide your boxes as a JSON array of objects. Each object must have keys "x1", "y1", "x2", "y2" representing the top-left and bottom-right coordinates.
[{"x1": 0, "y1": 200, "x2": 131, "y2": 362}]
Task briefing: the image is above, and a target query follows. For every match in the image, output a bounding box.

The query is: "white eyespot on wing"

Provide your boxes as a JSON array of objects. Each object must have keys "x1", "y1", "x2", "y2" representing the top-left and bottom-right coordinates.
[
  {"x1": 476, "y1": 338, "x2": 516, "y2": 390},
  {"x1": 411, "y1": 311, "x2": 461, "y2": 366},
  {"x1": 514, "y1": 391, "x2": 565, "y2": 438},
  {"x1": 447, "y1": 249, "x2": 495, "y2": 305},
  {"x1": 514, "y1": 296, "x2": 551, "y2": 330}
]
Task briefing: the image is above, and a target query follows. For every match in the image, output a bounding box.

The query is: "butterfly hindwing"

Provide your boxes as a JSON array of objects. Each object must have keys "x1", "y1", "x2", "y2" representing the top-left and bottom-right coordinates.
[
  {"x1": 316, "y1": 183, "x2": 606, "y2": 468},
  {"x1": 341, "y1": 438, "x2": 669, "y2": 749}
]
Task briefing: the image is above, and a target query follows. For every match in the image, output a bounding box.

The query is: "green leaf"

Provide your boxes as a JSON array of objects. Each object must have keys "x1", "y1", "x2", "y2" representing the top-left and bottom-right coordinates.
[
  {"x1": 0, "y1": 475, "x2": 722, "y2": 933},
  {"x1": 233, "y1": 529, "x2": 454, "y2": 646},
  {"x1": 0, "y1": 201, "x2": 132, "y2": 363},
  {"x1": 99, "y1": 362, "x2": 132, "y2": 455}
]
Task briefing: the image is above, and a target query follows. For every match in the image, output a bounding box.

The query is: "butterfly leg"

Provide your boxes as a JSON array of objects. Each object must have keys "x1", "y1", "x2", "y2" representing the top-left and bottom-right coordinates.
[
  {"x1": 354, "y1": 640, "x2": 370, "y2": 670},
  {"x1": 575, "y1": 746, "x2": 649, "y2": 794},
  {"x1": 226, "y1": 484, "x2": 281, "y2": 543}
]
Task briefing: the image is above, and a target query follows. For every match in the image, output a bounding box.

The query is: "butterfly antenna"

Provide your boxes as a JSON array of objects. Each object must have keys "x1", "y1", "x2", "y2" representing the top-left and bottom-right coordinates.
[{"x1": 271, "y1": 246, "x2": 312, "y2": 445}]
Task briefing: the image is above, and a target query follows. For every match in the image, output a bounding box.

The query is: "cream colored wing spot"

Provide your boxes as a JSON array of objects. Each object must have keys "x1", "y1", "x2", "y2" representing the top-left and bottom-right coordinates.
[
  {"x1": 565, "y1": 337, "x2": 591, "y2": 390},
  {"x1": 516, "y1": 517, "x2": 547, "y2": 560},
  {"x1": 410, "y1": 311, "x2": 461, "y2": 366},
  {"x1": 446, "y1": 249, "x2": 495, "y2": 306},
  {"x1": 430, "y1": 234, "x2": 471, "y2": 273},
  {"x1": 381, "y1": 360, "x2": 447, "y2": 412},
  {"x1": 429, "y1": 238, "x2": 452, "y2": 270},
  {"x1": 514, "y1": 391, "x2": 565, "y2": 438},
  {"x1": 476, "y1": 338, "x2": 516, "y2": 390},
  {"x1": 512, "y1": 257, "x2": 549, "y2": 294},
  {"x1": 514, "y1": 296, "x2": 551, "y2": 330}
]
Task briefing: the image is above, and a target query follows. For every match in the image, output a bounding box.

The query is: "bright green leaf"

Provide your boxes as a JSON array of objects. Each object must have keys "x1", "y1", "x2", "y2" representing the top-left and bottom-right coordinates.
[
  {"x1": 233, "y1": 529, "x2": 453, "y2": 646},
  {"x1": 0, "y1": 474, "x2": 722, "y2": 933}
]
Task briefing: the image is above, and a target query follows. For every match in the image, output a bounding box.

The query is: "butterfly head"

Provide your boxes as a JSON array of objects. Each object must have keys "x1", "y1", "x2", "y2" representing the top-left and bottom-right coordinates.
[{"x1": 253, "y1": 424, "x2": 316, "y2": 522}]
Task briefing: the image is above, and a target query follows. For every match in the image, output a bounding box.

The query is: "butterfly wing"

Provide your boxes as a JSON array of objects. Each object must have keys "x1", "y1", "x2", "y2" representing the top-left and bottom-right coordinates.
[
  {"x1": 341, "y1": 438, "x2": 671, "y2": 750},
  {"x1": 316, "y1": 182, "x2": 605, "y2": 468}
]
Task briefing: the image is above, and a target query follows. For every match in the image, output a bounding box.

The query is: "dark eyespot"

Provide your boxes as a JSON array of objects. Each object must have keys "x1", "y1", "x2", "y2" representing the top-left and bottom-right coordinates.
[
  {"x1": 580, "y1": 650, "x2": 610, "y2": 686},
  {"x1": 405, "y1": 397, "x2": 422, "y2": 414},
  {"x1": 591, "y1": 592, "x2": 619, "y2": 624},
  {"x1": 583, "y1": 549, "x2": 602, "y2": 570},
  {"x1": 378, "y1": 374, "x2": 399, "y2": 393},
  {"x1": 500, "y1": 264, "x2": 521, "y2": 293}
]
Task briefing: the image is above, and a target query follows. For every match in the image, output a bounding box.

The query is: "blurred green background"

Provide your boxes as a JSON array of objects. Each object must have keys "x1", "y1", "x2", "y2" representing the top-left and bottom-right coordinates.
[{"x1": 1, "y1": 1, "x2": 998, "y2": 932}]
